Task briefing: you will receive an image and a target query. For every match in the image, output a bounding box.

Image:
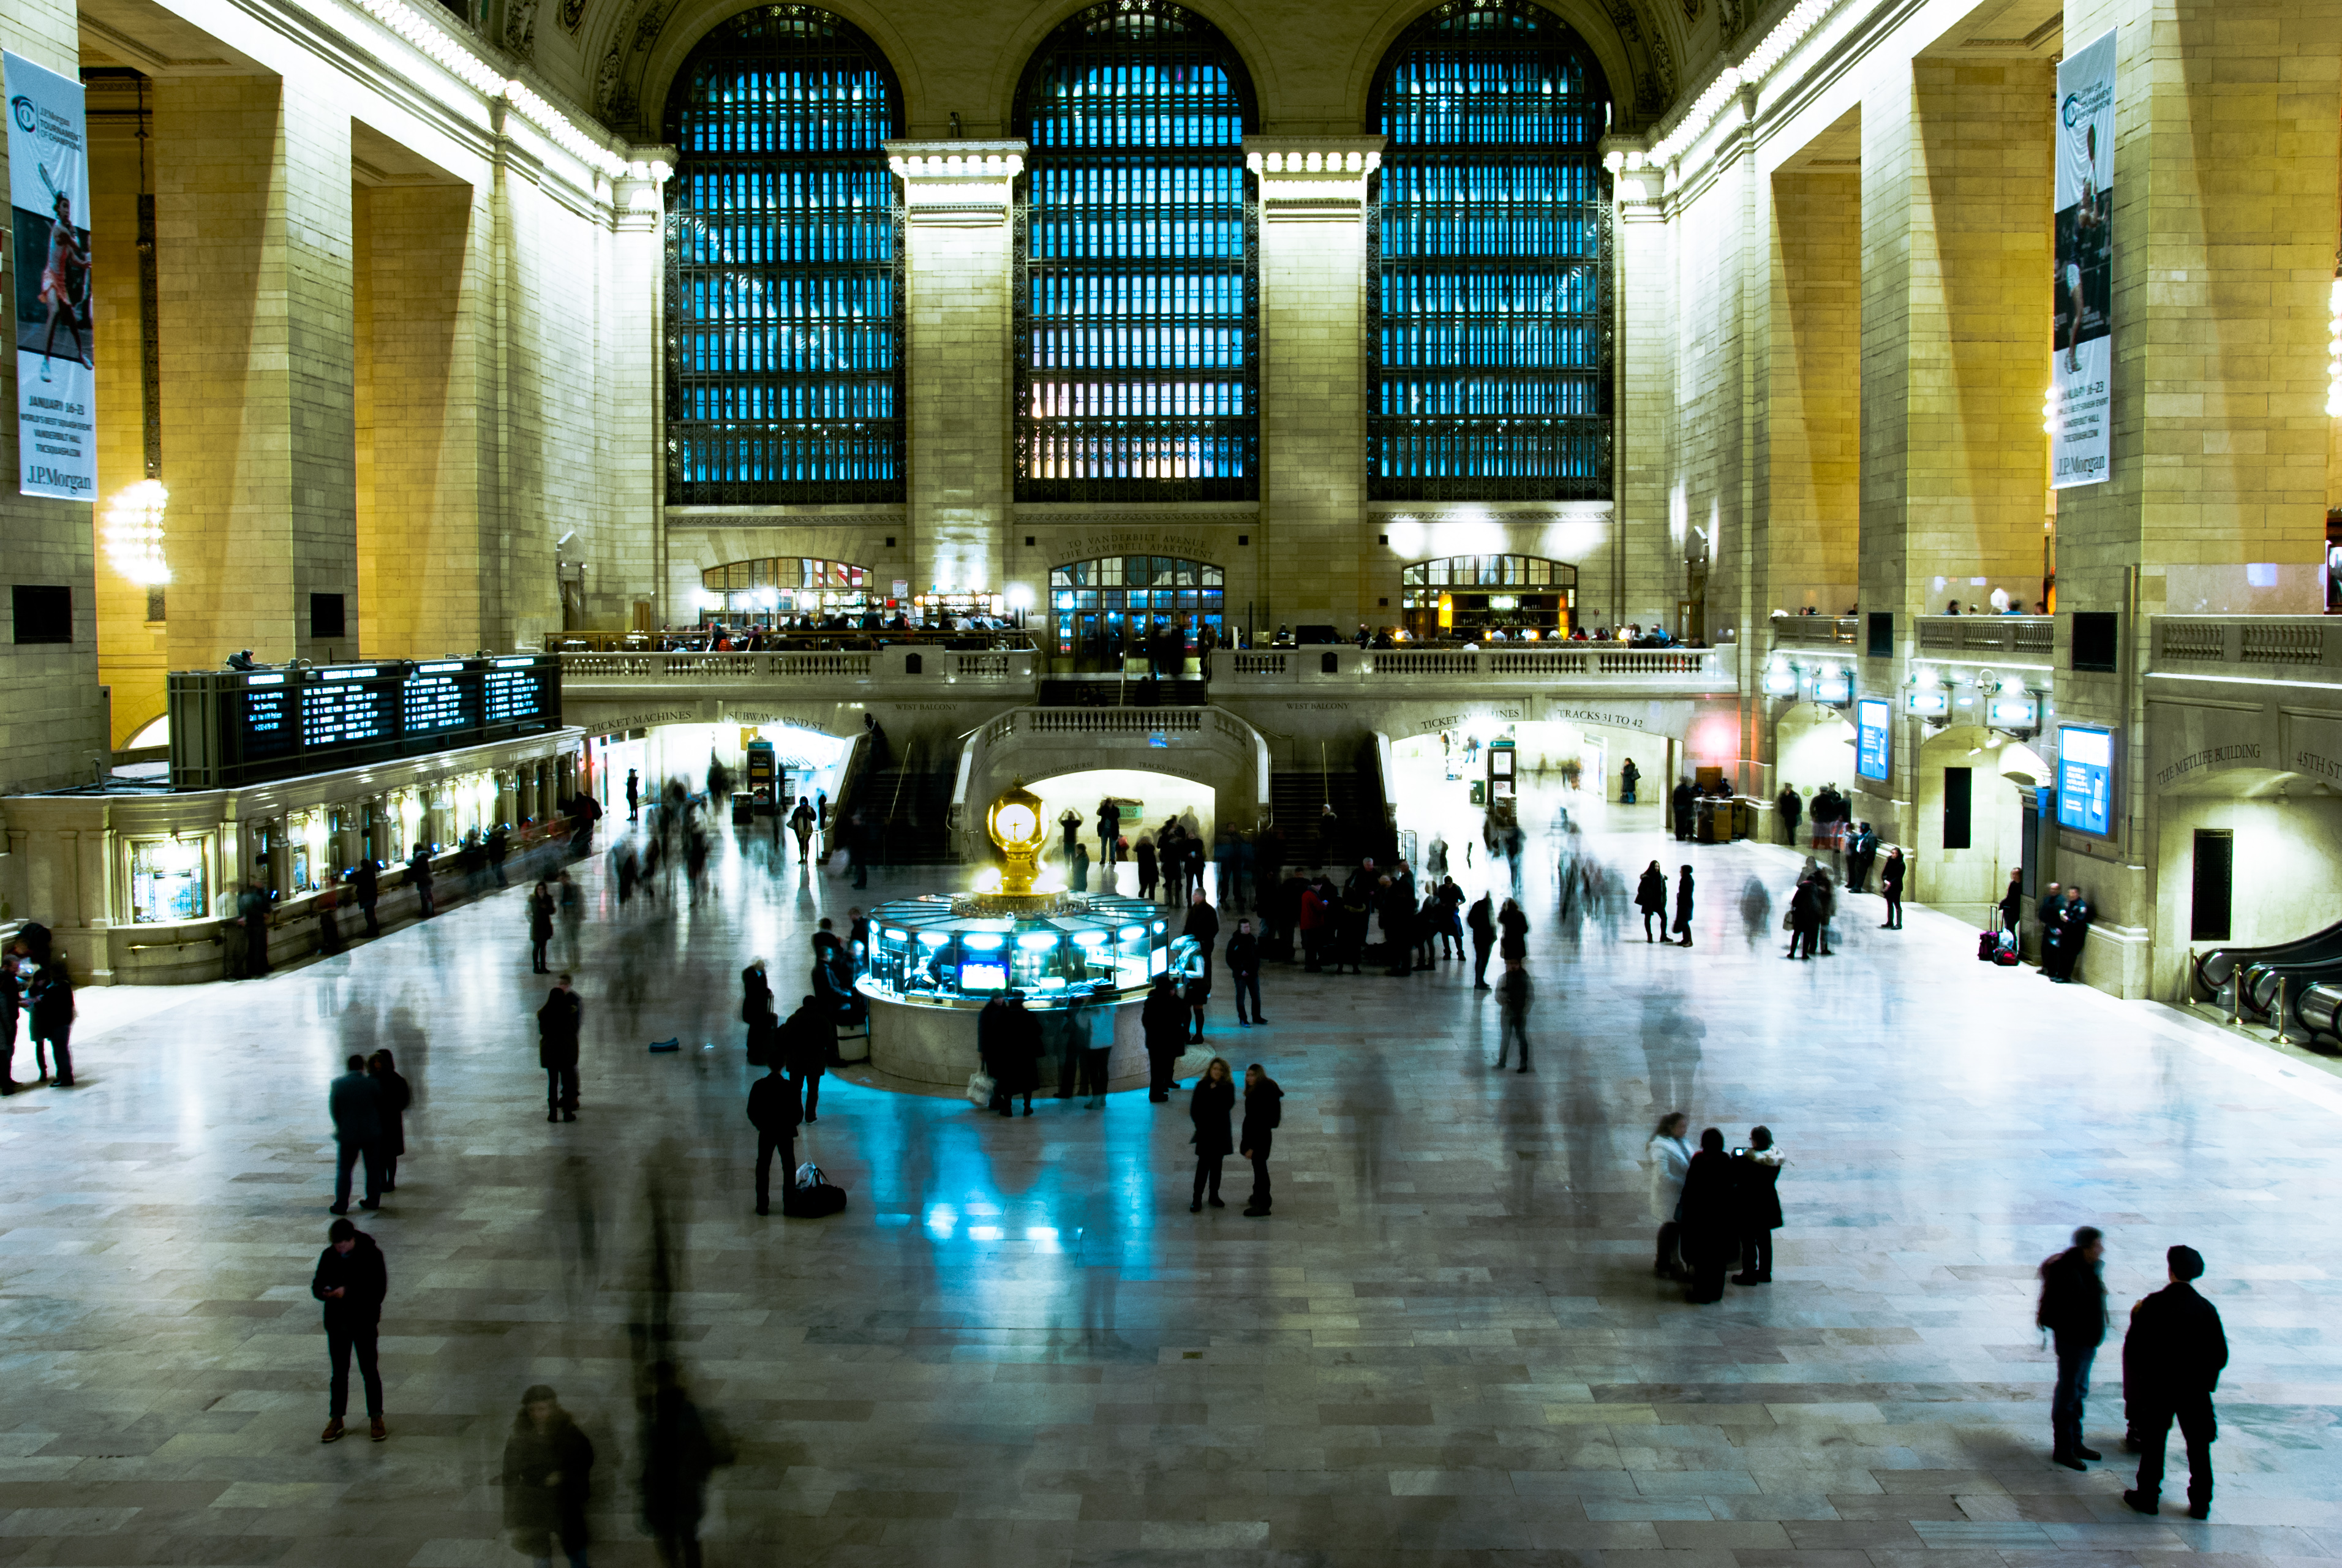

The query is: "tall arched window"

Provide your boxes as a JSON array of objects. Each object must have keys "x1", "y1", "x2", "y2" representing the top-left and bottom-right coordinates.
[
  {"x1": 665, "y1": 7, "x2": 903, "y2": 503},
  {"x1": 1368, "y1": 0, "x2": 1611, "y2": 500},
  {"x1": 1015, "y1": 0, "x2": 1258, "y2": 502}
]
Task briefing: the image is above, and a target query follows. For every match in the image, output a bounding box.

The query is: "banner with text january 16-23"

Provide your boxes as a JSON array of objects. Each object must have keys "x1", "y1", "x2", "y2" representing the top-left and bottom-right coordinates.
[
  {"x1": 2050, "y1": 29, "x2": 2115, "y2": 489},
  {"x1": 7, "y1": 51, "x2": 94, "y2": 501}
]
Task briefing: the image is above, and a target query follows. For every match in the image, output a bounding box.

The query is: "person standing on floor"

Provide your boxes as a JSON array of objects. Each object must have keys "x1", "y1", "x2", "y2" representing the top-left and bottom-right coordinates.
[
  {"x1": 328, "y1": 1053, "x2": 383, "y2": 1215},
  {"x1": 1880, "y1": 848, "x2": 1907, "y2": 930},
  {"x1": 351, "y1": 856, "x2": 380, "y2": 939},
  {"x1": 1671, "y1": 865, "x2": 1696, "y2": 948},
  {"x1": 2036, "y1": 1224, "x2": 2109, "y2": 1471},
  {"x1": 1071, "y1": 992, "x2": 1111, "y2": 1108},
  {"x1": 1730, "y1": 1127, "x2": 1784, "y2": 1284},
  {"x1": 407, "y1": 843, "x2": 435, "y2": 919},
  {"x1": 2048, "y1": 885, "x2": 2093, "y2": 983},
  {"x1": 1497, "y1": 897, "x2": 1528, "y2": 964},
  {"x1": 1466, "y1": 890, "x2": 1496, "y2": 989},
  {"x1": 367, "y1": 1050, "x2": 410, "y2": 1193},
  {"x1": 538, "y1": 974, "x2": 582, "y2": 1123},
  {"x1": 995, "y1": 992, "x2": 1041, "y2": 1117},
  {"x1": 1494, "y1": 957, "x2": 1534, "y2": 1072},
  {"x1": 626, "y1": 767, "x2": 642, "y2": 820},
  {"x1": 26, "y1": 952, "x2": 75, "y2": 1087},
  {"x1": 1183, "y1": 888, "x2": 1221, "y2": 987},
  {"x1": 312, "y1": 1216, "x2": 388, "y2": 1444},
  {"x1": 0, "y1": 947, "x2": 19, "y2": 1095},
  {"x1": 1620, "y1": 756, "x2": 1640, "y2": 804},
  {"x1": 1775, "y1": 783, "x2": 1802, "y2": 846},
  {"x1": 1240, "y1": 1062, "x2": 1282, "y2": 1217},
  {"x1": 1670, "y1": 777, "x2": 1696, "y2": 842},
  {"x1": 780, "y1": 992, "x2": 829, "y2": 1123},
  {"x1": 2122, "y1": 1245, "x2": 2229, "y2": 1519},
  {"x1": 747, "y1": 1051, "x2": 801, "y2": 1216},
  {"x1": 1147, "y1": 970, "x2": 1189, "y2": 1096},
  {"x1": 1636, "y1": 861, "x2": 1668, "y2": 943},
  {"x1": 1135, "y1": 834, "x2": 1159, "y2": 902},
  {"x1": 1225, "y1": 918, "x2": 1265, "y2": 1027},
  {"x1": 1998, "y1": 869, "x2": 2024, "y2": 936},
  {"x1": 1645, "y1": 1112, "x2": 1692, "y2": 1279},
  {"x1": 1675, "y1": 1128, "x2": 1739, "y2": 1303},
  {"x1": 503, "y1": 1384, "x2": 595, "y2": 1567},
  {"x1": 1187, "y1": 1057, "x2": 1235, "y2": 1212},
  {"x1": 528, "y1": 880, "x2": 556, "y2": 973}
]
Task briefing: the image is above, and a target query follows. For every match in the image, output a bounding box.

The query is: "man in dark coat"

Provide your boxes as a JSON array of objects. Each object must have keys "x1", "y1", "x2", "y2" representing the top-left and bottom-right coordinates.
[
  {"x1": 780, "y1": 993, "x2": 830, "y2": 1123},
  {"x1": 2047, "y1": 886, "x2": 2093, "y2": 983},
  {"x1": 538, "y1": 974, "x2": 582, "y2": 1122},
  {"x1": 1670, "y1": 778, "x2": 1696, "y2": 841},
  {"x1": 2122, "y1": 1245, "x2": 2229, "y2": 1518},
  {"x1": 746, "y1": 1054, "x2": 801, "y2": 1216},
  {"x1": 1730, "y1": 1128, "x2": 1785, "y2": 1284},
  {"x1": 350, "y1": 856, "x2": 380, "y2": 938},
  {"x1": 1467, "y1": 891, "x2": 1496, "y2": 990},
  {"x1": 328, "y1": 1054, "x2": 382, "y2": 1215},
  {"x1": 1775, "y1": 784, "x2": 1802, "y2": 846},
  {"x1": 1674, "y1": 1128, "x2": 1739, "y2": 1303},
  {"x1": 1141, "y1": 974, "x2": 1188, "y2": 1102},
  {"x1": 2036, "y1": 1224, "x2": 2108, "y2": 1469},
  {"x1": 1183, "y1": 889, "x2": 1221, "y2": 986},
  {"x1": 1224, "y1": 918, "x2": 1265, "y2": 1027},
  {"x1": 311, "y1": 1216, "x2": 388, "y2": 1442},
  {"x1": 1240, "y1": 1062, "x2": 1283, "y2": 1217},
  {"x1": 406, "y1": 843, "x2": 435, "y2": 919}
]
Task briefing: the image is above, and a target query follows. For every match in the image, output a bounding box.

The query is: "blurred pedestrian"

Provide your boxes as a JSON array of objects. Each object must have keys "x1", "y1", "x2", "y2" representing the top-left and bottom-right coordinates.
[
  {"x1": 1467, "y1": 889, "x2": 1494, "y2": 989},
  {"x1": 1671, "y1": 865, "x2": 1696, "y2": 948},
  {"x1": 503, "y1": 1384, "x2": 594, "y2": 1567},
  {"x1": 328, "y1": 1052, "x2": 382, "y2": 1215},
  {"x1": 312, "y1": 1216, "x2": 386, "y2": 1443},
  {"x1": 1226, "y1": 917, "x2": 1264, "y2": 1025},
  {"x1": 351, "y1": 858, "x2": 380, "y2": 938},
  {"x1": 1142, "y1": 973, "x2": 1186, "y2": 1102},
  {"x1": 528, "y1": 880, "x2": 555, "y2": 973},
  {"x1": 1636, "y1": 861, "x2": 1668, "y2": 942},
  {"x1": 26, "y1": 951, "x2": 74, "y2": 1087},
  {"x1": 1880, "y1": 848, "x2": 1906, "y2": 930},
  {"x1": 780, "y1": 992, "x2": 828, "y2": 1123},
  {"x1": 638, "y1": 1362, "x2": 729, "y2": 1568},
  {"x1": 367, "y1": 1050, "x2": 410, "y2": 1193},
  {"x1": 1494, "y1": 958, "x2": 1533, "y2": 1071}
]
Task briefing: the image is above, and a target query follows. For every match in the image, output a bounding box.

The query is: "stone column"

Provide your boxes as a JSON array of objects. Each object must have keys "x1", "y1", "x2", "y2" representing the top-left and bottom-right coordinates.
[
  {"x1": 1245, "y1": 137, "x2": 1382, "y2": 631},
  {"x1": 2049, "y1": 0, "x2": 2342, "y2": 995},
  {"x1": 0, "y1": 0, "x2": 110, "y2": 792},
  {"x1": 1854, "y1": 57, "x2": 2055, "y2": 839},
  {"x1": 1610, "y1": 158, "x2": 1671, "y2": 631},
  {"x1": 154, "y1": 76, "x2": 358, "y2": 669},
  {"x1": 1764, "y1": 167, "x2": 1861, "y2": 619},
  {"x1": 886, "y1": 143, "x2": 1023, "y2": 606}
]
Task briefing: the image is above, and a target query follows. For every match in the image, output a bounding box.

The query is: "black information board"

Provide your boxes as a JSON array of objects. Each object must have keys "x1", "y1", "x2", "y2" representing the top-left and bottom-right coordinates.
[{"x1": 168, "y1": 655, "x2": 562, "y2": 788}]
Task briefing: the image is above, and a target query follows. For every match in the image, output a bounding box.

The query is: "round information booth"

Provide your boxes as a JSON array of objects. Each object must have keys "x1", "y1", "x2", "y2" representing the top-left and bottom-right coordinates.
[{"x1": 853, "y1": 782, "x2": 1203, "y2": 1090}]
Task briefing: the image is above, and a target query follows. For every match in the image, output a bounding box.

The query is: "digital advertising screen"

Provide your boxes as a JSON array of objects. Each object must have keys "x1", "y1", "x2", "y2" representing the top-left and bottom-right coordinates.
[
  {"x1": 1854, "y1": 697, "x2": 1891, "y2": 782},
  {"x1": 2056, "y1": 725, "x2": 2116, "y2": 836}
]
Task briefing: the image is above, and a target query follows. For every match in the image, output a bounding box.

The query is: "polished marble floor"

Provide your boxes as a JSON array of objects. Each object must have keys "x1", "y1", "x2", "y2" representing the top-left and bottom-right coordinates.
[{"x1": 4, "y1": 798, "x2": 2341, "y2": 1568}]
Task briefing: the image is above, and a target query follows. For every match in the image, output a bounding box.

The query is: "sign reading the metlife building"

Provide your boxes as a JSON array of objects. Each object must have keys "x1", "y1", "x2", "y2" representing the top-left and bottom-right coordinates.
[
  {"x1": 2050, "y1": 29, "x2": 2116, "y2": 489},
  {"x1": 6, "y1": 51, "x2": 97, "y2": 500}
]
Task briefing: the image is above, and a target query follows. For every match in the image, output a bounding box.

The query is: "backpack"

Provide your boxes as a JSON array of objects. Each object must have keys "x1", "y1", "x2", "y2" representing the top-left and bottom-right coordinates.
[
  {"x1": 1976, "y1": 930, "x2": 1998, "y2": 962},
  {"x1": 1993, "y1": 929, "x2": 2020, "y2": 966}
]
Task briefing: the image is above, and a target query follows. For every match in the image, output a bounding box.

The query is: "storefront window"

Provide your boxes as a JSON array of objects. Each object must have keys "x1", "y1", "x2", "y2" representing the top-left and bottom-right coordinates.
[
  {"x1": 699, "y1": 557, "x2": 873, "y2": 624},
  {"x1": 129, "y1": 837, "x2": 208, "y2": 924},
  {"x1": 1399, "y1": 554, "x2": 1578, "y2": 640}
]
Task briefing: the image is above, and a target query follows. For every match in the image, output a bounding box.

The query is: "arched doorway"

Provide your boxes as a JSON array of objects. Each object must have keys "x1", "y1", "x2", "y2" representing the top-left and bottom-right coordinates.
[
  {"x1": 1401, "y1": 554, "x2": 1577, "y2": 641},
  {"x1": 699, "y1": 557, "x2": 870, "y2": 625},
  {"x1": 1049, "y1": 555, "x2": 1225, "y2": 671}
]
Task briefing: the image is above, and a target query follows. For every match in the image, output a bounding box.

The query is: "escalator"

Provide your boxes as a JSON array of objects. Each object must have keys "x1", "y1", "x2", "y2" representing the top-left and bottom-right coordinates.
[{"x1": 2193, "y1": 918, "x2": 2342, "y2": 1043}]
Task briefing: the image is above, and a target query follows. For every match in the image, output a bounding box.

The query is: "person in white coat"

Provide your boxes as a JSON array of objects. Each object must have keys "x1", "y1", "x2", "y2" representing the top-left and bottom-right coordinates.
[{"x1": 1646, "y1": 1110, "x2": 1693, "y2": 1279}]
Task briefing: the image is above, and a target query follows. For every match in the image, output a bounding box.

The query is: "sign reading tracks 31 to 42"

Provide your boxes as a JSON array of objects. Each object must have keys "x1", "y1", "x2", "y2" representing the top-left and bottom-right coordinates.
[{"x1": 7, "y1": 51, "x2": 97, "y2": 500}]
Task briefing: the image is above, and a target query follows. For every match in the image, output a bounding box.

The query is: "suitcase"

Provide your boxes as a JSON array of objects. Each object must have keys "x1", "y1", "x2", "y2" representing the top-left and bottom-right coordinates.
[
  {"x1": 1976, "y1": 930, "x2": 1998, "y2": 962},
  {"x1": 1992, "y1": 929, "x2": 2020, "y2": 966}
]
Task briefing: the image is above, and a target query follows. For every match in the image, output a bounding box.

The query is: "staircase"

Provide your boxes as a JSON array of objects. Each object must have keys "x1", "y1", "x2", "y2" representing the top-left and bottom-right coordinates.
[
  {"x1": 1269, "y1": 760, "x2": 1388, "y2": 870},
  {"x1": 851, "y1": 761, "x2": 963, "y2": 867},
  {"x1": 1037, "y1": 676, "x2": 1209, "y2": 707}
]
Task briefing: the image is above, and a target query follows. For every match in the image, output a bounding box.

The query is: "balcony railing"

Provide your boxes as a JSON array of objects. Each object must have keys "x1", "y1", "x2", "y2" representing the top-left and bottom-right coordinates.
[
  {"x1": 1915, "y1": 616, "x2": 2054, "y2": 658},
  {"x1": 551, "y1": 644, "x2": 1041, "y2": 695},
  {"x1": 1770, "y1": 616, "x2": 1859, "y2": 647},
  {"x1": 1218, "y1": 646, "x2": 1731, "y2": 692},
  {"x1": 2152, "y1": 616, "x2": 2342, "y2": 681}
]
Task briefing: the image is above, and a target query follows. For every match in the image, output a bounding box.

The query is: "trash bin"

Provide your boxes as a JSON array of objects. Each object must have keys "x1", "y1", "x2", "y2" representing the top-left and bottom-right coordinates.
[{"x1": 731, "y1": 791, "x2": 754, "y2": 825}]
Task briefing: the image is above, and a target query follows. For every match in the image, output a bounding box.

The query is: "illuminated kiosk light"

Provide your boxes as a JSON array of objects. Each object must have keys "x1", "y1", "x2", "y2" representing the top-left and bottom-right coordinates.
[{"x1": 855, "y1": 780, "x2": 1199, "y2": 1091}]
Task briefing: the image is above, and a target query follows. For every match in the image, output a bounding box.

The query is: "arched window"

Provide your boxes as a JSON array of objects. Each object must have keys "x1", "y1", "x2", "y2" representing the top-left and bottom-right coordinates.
[
  {"x1": 665, "y1": 7, "x2": 903, "y2": 503},
  {"x1": 1050, "y1": 555, "x2": 1226, "y2": 669},
  {"x1": 699, "y1": 557, "x2": 870, "y2": 622},
  {"x1": 1015, "y1": 1, "x2": 1258, "y2": 502},
  {"x1": 1368, "y1": 0, "x2": 1611, "y2": 500},
  {"x1": 1401, "y1": 553, "x2": 1578, "y2": 639}
]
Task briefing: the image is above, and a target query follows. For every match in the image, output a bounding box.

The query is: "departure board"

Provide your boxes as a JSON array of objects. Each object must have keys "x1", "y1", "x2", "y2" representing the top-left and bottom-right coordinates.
[
  {"x1": 239, "y1": 677, "x2": 298, "y2": 763},
  {"x1": 301, "y1": 668, "x2": 399, "y2": 754},
  {"x1": 169, "y1": 655, "x2": 562, "y2": 788}
]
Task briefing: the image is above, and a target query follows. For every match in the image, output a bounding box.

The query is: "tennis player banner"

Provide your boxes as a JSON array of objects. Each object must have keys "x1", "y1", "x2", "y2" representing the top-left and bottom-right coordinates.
[
  {"x1": 2050, "y1": 29, "x2": 2115, "y2": 489},
  {"x1": 7, "y1": 51, "x2": 96, "y2": 500}
]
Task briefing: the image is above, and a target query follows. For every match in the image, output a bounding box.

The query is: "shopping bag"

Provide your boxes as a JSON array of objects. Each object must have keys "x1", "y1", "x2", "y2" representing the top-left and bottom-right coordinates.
[{"x1": 966, "y1": 1071, "x2": 995, "y2": 1107}]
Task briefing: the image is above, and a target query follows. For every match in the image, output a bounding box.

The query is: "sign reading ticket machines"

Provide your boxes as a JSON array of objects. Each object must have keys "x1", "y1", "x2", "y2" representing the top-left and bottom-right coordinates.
[
  {"x1": 2050, "y1": 29, "x2": 2115, "y2": 489},
  {"x1": 7, "y1": 51, "x2": 95, "y2": 500}
]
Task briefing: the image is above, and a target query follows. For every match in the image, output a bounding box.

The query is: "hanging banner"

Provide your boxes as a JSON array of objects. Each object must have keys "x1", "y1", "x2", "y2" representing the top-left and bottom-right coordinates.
[
  {"x1": 7, "y1": 51, "x2": 96, "y2": 500},
  {"x1": 2050, "y1": 29, "x2": 2116, "y2": 489}
]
